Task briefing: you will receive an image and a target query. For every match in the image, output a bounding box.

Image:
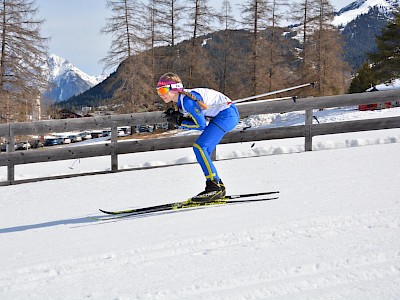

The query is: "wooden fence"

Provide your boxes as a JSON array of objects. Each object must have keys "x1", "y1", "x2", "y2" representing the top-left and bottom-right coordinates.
[{"x1": 1, "y1": 89, "x2": 400, "y2": 185}]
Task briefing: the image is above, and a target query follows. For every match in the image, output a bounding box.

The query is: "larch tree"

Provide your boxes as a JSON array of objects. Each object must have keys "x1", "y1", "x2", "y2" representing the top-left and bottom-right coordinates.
[
  {"x1": 0, "y1": 0, "x2": 48, "y2": 123},
  {"x1": 290, "y1": 0, "x2": 349, "y2": 95},
  {"x1": 215, "y1": 0, "x2": 238, "y2": 95},
  {"x1": 101, "y1": 0, "x2": 154, "y2": 113},
  {"x1": 264, "y1": 0, "x2": 292, "y2": 92},
  {"x1": 311, "y1": 0, "x2": 349, "y2": 95},
  {"x1": 100, "y1": 0, "x2": 145, "y2": 72},
  {"x1": 240, "y1": 0, "x2": 272, "y2": 96},
  {"x1": 183, "y1": 0, "x2": 219, "y2": 88},
  {"x1": 290, "y1": 0, "x2": 319, "y2": 86},
  {"x1": 149, "y1": 0, "x2": 186, "y2": 74}
]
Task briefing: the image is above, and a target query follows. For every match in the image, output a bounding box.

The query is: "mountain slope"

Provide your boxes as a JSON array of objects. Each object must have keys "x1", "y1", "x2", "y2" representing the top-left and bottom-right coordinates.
[
  {"x1": 58, "y1": 29, "x2": 299, "y2": 110},
  {"x1": 333, "y1": 0, "x2": 396, "y2": 27},
  {"x1": 334, "y1": 0, "x2": 400, "y2": 71}
]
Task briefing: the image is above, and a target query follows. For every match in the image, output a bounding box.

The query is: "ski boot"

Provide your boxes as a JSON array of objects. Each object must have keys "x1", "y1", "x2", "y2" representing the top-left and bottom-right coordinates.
[{"x1": 191, "y1": 179, "x2": 226, "y2": 203}]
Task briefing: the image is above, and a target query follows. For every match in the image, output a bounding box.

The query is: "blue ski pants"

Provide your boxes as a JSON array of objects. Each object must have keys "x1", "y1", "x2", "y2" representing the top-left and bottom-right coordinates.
[{"x1": 193, "y1": 104, "x2": 239, "y2": 182}]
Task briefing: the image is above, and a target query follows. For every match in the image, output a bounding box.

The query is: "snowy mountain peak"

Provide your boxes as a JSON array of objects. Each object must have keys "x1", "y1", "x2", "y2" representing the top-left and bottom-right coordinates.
[
  {"x1": 44, "y1": 54, "x2": 106, "y2": 102},
  {"x1": 333, "y1": 0, "x2": 399, "y2": 27},
  {"x1": 337, "y1": 0, "x2": 364, "y2": 15},
  {"x1": 47, "y1": 54, "x2": 101, "y2": 87}
]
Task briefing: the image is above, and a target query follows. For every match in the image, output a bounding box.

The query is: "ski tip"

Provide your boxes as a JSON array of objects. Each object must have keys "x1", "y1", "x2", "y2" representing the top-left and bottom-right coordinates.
[{"x1": 99, "y1": 209, "x2": 120, "y2": 215}]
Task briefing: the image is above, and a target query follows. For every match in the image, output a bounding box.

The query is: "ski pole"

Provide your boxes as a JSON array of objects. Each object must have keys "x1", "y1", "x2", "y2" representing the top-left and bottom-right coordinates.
[
  {"x1": 235, "y1": 96, "x2": 297, "y2": 106},
  {"x1": 185, "y1": 82, "x2": 314, "y2": 110},
  {"x1": 233, "y1": 82, "x2": 315, "y2": 104}
]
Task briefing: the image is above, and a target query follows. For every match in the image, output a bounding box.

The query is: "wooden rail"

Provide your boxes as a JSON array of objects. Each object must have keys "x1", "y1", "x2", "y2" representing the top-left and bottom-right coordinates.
[{"x1": 1, "y1": 89, "x2": 400, "y2": 185}]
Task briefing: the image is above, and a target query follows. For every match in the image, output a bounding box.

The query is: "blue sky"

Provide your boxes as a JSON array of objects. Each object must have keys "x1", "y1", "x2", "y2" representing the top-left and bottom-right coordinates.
[{"x1": 36, "y1": 0, "x2": 353, "y2": 76}]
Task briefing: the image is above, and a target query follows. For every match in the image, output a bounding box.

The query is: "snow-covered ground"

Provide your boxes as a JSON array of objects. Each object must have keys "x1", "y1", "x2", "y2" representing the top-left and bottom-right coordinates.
[{"x1": 1, "y1": 107, "x2": 400, "y2": 299}]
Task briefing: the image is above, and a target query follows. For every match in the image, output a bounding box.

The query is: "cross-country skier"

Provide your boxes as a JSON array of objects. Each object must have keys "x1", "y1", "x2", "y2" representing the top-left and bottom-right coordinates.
[{"x1": 157, "y1": 72, "x2": 240, "y2": 202}]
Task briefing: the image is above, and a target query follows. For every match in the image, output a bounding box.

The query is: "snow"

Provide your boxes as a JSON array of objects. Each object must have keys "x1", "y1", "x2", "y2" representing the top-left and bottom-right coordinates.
[
  {"x1": 367, "y1": 78, "x2": 400, "y2": 91},
  {"x1": 47, "y1": 54, "x2": 103, "y2": 87},
  {"x1": 333, "y1": 0, "x2": 393, "y2": 27},
  {"x1": 1, "y1": 106, "x2": 400, "y2": 299}
]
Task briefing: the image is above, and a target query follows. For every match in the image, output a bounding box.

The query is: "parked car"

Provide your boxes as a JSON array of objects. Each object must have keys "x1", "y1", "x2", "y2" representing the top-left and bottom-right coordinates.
[
  {"x1": 78, "y1": 132, "x2": 92, "y2": 140},
  {"x1": 138, "y1": 125, "x2": 153, "y2": 133},
  {"x1": 156, "y1": 123, "x2": 169, "y2": 130},
  {"x1": 0, "y1": 143, "x2": 19, "y2": 151},
  {"x1": 15, "y1": 141, "x2": 31, "y2": 151},
  {"x1": 44, "y1": 138, "x2": 59, "y2": 146},
  {"x1": 118, "y1": 126, "x2": 131, "y2": 135},
  {"x1": 102, "y1": 130, "x2": 111, "y2": 137},
  {"x1": 68, "y1": 134, "x2": 82, "y2": 143},
  {"x1": 29, "y1": 139, "x2": 44, "y2": 148},
  {"x1": 90, "y1": 131, "x2": 103, "y2": 139},
  {"x1": 57, "y1": 136, "x2": 71, "y2": 144}
]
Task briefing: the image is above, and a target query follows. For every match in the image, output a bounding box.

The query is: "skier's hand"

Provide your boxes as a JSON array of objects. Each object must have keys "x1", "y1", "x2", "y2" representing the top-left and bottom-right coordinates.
[{"x1": 164, "y1": 108, "x2": 184, "y2": 126}]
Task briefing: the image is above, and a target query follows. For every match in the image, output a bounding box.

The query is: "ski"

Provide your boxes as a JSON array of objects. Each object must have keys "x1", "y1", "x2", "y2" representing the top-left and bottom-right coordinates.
[
  {"x1": 99, "y1": 191, "x2": 279, "y2": 215},
  {"x1": 92, "y1": 191, "x2": 279, "y2": 221},
  {"x1": 92, "y1": 197, "x2": 278, "y2": 221}
]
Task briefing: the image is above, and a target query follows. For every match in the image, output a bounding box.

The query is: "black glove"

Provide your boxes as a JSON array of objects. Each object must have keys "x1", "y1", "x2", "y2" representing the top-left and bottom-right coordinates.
[{"x1": 164, "y1": 108, "x2": 184, "y2": 126}]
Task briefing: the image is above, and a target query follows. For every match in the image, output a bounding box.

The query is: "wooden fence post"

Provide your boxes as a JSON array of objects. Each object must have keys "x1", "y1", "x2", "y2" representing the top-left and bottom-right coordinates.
[
  {"x1": 305, "y1": 109, "x2": 313, "y2": 151},
  {"x1": 111, "y1": 124, "x2": 118, "y2": 171},
  {"x1": 7, "y1": 123, "x2": 15, "y2": 183}
]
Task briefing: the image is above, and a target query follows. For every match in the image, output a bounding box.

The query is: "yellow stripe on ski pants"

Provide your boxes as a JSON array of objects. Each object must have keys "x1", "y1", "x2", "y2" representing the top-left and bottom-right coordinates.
[{"x1": 193, "y1": 143, "x2": 216, "y2": 180}]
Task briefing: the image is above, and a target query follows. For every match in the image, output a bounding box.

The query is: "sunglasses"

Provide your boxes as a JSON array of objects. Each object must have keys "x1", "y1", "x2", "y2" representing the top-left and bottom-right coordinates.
[{"x1": 156, "y1": 83, "x2": 183, "y2": 95}]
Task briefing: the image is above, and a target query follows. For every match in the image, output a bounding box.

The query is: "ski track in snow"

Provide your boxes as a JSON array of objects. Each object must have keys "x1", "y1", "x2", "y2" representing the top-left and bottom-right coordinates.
[{"x1": 1, "y1": 203, "x2": 399, "y2": 299}]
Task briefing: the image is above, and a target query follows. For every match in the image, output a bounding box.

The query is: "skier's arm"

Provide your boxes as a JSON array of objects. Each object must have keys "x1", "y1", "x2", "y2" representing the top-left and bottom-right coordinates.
[{"x1": 180, "y1": 97, "x2": 207, "y2": 130}]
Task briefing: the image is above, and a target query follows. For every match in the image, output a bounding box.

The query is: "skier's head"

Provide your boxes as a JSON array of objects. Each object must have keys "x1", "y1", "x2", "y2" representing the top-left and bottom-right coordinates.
[
  {"x1": 156, "y1": 72, "x2": 184, "y2": 104},
  {"x1": 156, "y1": 72, "x2": 209, "y2": 108},
  {"x1": 157, "y1": 72, "x2": 184, "y2": 95}
]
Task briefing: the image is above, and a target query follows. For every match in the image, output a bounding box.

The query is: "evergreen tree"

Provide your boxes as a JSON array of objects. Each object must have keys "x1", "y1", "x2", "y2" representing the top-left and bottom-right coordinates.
[
  {"x1": 368, "y1": 8, "x2": 400, "y2": 83},
  {"x1": 348, "y1": 62, "x2": 378, "y2": 93}
]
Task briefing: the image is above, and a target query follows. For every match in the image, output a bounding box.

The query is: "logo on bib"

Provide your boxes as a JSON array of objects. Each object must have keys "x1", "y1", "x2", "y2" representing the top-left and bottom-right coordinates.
[{"x1": 195, "y1": 107, "x2": 201, "y2": 116}]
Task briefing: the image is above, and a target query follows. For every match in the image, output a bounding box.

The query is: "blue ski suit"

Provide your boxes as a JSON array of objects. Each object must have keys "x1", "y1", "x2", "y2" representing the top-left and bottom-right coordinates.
[{"x1": 177, "y1": 88, "x2": 240, "y2": 182}]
